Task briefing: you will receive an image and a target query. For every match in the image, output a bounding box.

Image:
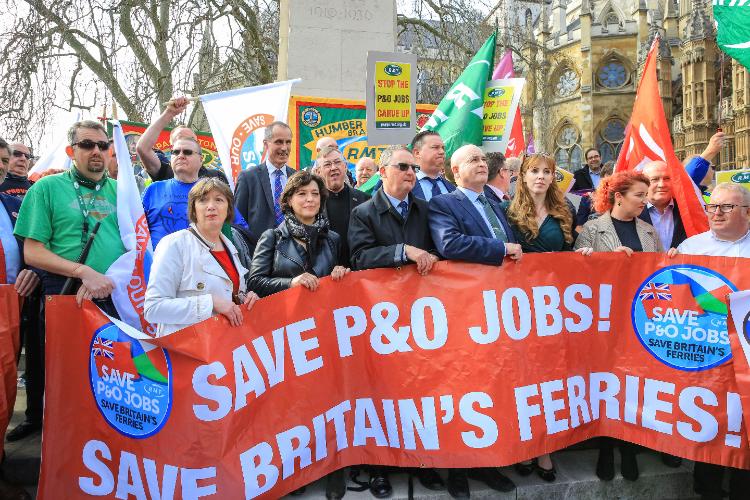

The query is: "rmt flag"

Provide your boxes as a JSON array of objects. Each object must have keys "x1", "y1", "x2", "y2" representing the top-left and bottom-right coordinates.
[{"x1": 615, "y1": 36, "x2": 708, "y2": 237}]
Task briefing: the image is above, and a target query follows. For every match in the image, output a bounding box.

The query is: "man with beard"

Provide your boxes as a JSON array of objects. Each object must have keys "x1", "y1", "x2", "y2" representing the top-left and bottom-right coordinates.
[
  {"x1": 235, "y1": 121, "x2": 296, "y2": 237},
  {"x1": 317, "y1": 146, "x2": 369, "y2": 267},
  {"x1": 571, "y1": 147, "x2": 603, "y2": 192},
  {"x1": 0, "y1": 142, "x2": 34, "y2": 199}
]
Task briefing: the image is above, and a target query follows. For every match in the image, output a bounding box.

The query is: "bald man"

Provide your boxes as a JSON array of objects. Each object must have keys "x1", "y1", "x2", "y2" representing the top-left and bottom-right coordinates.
[
  {"x1": 638, "y1": 160, "x2": 688, "y2": 250},
  {"x1": 354, "y1": 157, "x2": 376, "y2": 187}
]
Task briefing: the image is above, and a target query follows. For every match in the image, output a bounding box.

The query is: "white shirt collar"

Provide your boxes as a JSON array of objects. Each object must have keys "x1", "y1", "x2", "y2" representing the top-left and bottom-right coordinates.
[
  {"x1": 486, "y1": 184, "x2": 506, "y2": 200},
  {"x1": 710, "y1": 228, "x2": 750, "y2": 244}
]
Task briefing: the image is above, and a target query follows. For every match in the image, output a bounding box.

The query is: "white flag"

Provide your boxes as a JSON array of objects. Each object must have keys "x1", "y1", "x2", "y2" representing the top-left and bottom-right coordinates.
[
  {"x1": 200, "y1": 79, "x2": 299, "y2": 188},
  {"x1": 28, "y1": 112, "x2": 80, "y2": 180},
  {"x1": 106, "y1": 120, "x2": 156, "y2": 336}
]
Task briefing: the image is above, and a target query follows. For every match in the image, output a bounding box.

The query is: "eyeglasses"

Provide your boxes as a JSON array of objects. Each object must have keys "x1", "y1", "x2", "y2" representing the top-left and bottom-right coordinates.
[
  {"x1": 319, "y1": 159, "x2": 344, "y2": 169},
  {"x1": 72, "y1": 140, "x2": 110, "y2": 151},
  {"x1": 388, "y1": 162, "x2": 419, "y2": 172},
  {"x1": 11, "y1": 150, "x2": 31, "y2": 159},
  {"x1": 171, "y1": 149, "x2": 197, "y2": 157},
  {"x1": 705, "y1": 204, "x2": 749, "y2": 214}
]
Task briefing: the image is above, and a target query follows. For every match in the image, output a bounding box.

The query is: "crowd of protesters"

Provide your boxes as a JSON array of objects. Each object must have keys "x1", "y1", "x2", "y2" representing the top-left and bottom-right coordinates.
[{"x1": 0, "y1": 103, "x2": 748, "y2": 500}]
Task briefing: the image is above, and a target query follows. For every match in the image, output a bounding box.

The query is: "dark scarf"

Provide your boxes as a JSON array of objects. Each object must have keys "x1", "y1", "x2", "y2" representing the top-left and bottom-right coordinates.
[
  {"x1": 68, "y1": 166, "x2": 108, "y2": 189},
  {"x1": 283, "y1": 211, "x2": 330, "y2": 268}
]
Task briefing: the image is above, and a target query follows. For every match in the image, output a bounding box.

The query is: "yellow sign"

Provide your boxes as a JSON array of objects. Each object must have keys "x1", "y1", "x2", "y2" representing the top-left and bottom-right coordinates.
[
  {"x1": 374, "y1": 61, "x2": 411, "y2": 129},
  {"x1": 716, "y1": 168, "x2": 750, "y2": 191},
  {"x1": 482, "y1": 85, "x2": 514, "y2": 141},
  {"x1": 556, "y1": 167, "x2": 575, "y2": 194}
]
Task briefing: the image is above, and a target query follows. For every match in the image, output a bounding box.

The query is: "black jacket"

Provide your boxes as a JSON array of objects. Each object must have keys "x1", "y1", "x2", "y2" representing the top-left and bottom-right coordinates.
[
  {"x1": 348, "y1": 188, "x2": 436, "y2": 271},
  {"x1": 571, "y1": 166, "x2": 594, "y2": 192},
  {"x1": 324, "y1": 184, "x2": 370, "y2": 267},
  {"x1": 248, "y1": 222, "x2": 341, "y2": 297},
  {"x1": 638, "y1": 201, "x2": 687, "y2": 249}
]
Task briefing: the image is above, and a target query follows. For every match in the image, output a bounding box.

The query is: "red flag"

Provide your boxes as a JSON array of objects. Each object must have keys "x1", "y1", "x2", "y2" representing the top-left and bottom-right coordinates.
[
  {"x1": 493, "y1": 50, "x2": 525, "y2": 158},
  {"x1": 95, "y1": 340, "x2": 138, "y2": 379},
  {"x1": 615, "y1": 37, "x2": 708, "y2": 236}
]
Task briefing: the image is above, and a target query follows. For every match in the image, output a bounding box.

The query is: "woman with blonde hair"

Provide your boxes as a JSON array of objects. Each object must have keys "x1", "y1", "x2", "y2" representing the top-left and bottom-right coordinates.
[{"x1": 502, "y1": 153, "x2": 580, "y2": 482}]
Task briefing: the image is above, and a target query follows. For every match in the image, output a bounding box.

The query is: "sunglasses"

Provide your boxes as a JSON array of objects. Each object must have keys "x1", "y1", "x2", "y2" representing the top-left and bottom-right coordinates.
[
  {"x1": 389, "y1": 162, "x2": 419, "y2": 172},
  {"x1": 171, "y1": 149, "x2": 198, "y2": 157},
  {"x1": 72, "y1": 140, "x2": 110, "y2": 151},
  {"x1": 12, "y1": 150, "x2": 31, "y2": 159}
]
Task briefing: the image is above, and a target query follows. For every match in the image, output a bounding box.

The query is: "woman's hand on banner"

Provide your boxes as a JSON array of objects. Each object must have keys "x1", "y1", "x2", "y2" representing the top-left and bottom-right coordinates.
[
  {"x1": 575, "y1": 247, "x2": 594, "y2": 256},
  {"x1": 291, "y1": 272, "x2": 320, "y2": 291},
  {"x1": 614, "y1": 246, "x2": 634, "y2": 257},
  {"x1": 667, "y1": 247, "x2": 679, "y2": 258},
  {"x1": 242, "y1": 292, "x2": 259, "y2": 310},
  {"x1": 213, "y1": 295, "x2": 243, "y2": 327}
]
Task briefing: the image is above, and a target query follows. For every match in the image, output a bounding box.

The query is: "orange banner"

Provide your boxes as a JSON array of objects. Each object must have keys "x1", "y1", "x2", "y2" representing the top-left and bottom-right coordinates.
[
  {"x1": 0, "y1": 285, "x2": 21, "y2": 458},
  {"x1": 39, "y1": 254, "x2": 750, "y2": 499}
]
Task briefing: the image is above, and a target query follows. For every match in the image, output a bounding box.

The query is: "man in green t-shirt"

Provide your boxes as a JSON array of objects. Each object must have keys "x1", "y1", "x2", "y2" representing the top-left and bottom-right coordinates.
[{"x1": 14, "y1": 119, "x2": 126, "y2": 303}]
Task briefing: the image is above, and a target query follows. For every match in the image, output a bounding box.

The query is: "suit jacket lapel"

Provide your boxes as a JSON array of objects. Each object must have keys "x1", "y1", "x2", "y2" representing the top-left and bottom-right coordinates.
[
  {"x1": 259, "y1": 166, "x2": 274, "y2": 212},
  {"x1": 454, "y1": 190, "x2": 493, "y2": 238},
  {"x1": 412, "y1": 179, "x2": 426, "y2": 200}
]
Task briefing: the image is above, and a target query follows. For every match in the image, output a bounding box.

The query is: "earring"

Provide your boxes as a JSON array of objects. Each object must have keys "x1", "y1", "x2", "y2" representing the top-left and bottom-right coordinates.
[{"x1": 617, "y1": 201, "x2": 622, "y2": 206}]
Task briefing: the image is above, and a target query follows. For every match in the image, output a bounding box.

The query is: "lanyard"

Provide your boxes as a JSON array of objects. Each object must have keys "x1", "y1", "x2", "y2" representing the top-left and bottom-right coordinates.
[{"x1": 71, "y1": 174, "x2": 103, "y2": 245}]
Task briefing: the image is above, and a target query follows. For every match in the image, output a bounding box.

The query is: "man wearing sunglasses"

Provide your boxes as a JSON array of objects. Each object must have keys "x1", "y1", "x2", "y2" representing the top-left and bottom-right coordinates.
[
  {"x1": 142, "y1": 137, "x2": 248, "y2": 249},
  {"x1": 12, "y1": 121, "x2": 126, "y2": 442},
  {"x1": 135, "y1": 96, "x2": 228, "y2": 184},
  {"x1": 0, "y1": 142, "x2": 34, "y2": 200}
]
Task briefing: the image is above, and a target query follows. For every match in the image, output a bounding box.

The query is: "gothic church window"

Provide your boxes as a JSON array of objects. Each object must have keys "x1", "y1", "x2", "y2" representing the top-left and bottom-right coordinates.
[
  {"x1": 595, "y1": 118, "x2": 626, "y2": 164},
  {"x1": 604, "y1": 11, "x2": 619, "y2": 25},
  {"x1": 554, "y1": 123, "x2": 583, "y2": 170},
  {"x1": 598, "y1": 61, "x2": 629, "y2": 88},
  {"x1": 555, "y1": 68, "x2": 580, "y2": 98}
]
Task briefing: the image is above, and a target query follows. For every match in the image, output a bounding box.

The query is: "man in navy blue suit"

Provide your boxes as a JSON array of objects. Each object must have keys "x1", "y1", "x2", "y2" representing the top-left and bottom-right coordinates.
[
  {"x1": 429, "y1": 144, "x2": 522, "y2": 266},
  {"x1": 411, "y1": 130, "x2": 456, "y2": 201}
]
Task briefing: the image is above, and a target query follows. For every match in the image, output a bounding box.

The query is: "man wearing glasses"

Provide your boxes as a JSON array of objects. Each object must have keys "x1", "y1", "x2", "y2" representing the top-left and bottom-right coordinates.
[
  {"x1": 670, "y1": 183, "x2": 750, "y2": 257},
  {"x1": 483, "y1": 152, "x2": 512, "y2": 203},
  {"x1": 348, "y1": 144, "x2": 438, "y2": 498},
  {"x1": 142, "y1": 137, "x2": 247, "y2": 249},
  {"x1": 318, "y1": 146, "x2": 369, "y2": 268},
  {"x1": 0, "y1": 142, "x2": 34, "y2": 199},
  {"x1": 571, "y1": 147, "x2": 602, "y2": 192}
]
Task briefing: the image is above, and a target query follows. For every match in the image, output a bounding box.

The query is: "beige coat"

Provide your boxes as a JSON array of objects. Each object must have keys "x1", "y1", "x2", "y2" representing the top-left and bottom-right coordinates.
[{"x1": 574, "y1": 211, "x2": 664, "y2": 253}]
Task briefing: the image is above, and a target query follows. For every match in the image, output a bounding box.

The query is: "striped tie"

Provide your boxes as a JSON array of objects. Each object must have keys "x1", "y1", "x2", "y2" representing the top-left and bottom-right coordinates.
[
  {"x1": 273, "y1": 169, "x2": 284, "y2": 225},
  {"x1": 477, "y1": 194, "x2": 508, "y2": 242}
]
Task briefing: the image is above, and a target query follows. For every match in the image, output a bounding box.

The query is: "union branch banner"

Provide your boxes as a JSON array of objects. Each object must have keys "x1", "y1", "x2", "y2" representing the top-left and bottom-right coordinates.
[
  {"x1": 38, "y1": 254, "x2": 750, "y2": 499},
  {"x1": 288, "y1": 95, "x2": 436, "y2": 171}
]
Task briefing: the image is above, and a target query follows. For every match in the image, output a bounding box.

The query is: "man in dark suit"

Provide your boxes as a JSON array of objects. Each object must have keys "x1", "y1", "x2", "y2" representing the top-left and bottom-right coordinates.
[
  {"x1": 234, "y1": 121, "x2": 296, "y2": 238},
  {"x1": 483, "y1": 152, "x2": 511, "y2": 203},
  {"x1": 317, "y1": 146, "x2": 369, "y2": 267},
  {"x1": 638, "y1": 160, "x2": 688, "y2": 250},
  {"x1": 411, "y1": 130, "x2": 456, "y2": 201},
  {"x1": 571, "y1": 147, "x2": 602, "y2": 192},
  {"x1": 347, "y1": 145, "x2": 439, "y2": 497},
  {"x1": 429, "y1": 144, "x2": 522, "y2": 267}
]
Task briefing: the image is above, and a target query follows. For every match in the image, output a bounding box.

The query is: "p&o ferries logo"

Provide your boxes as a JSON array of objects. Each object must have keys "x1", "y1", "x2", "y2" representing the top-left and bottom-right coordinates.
[
  {"x1": 631, "y1": 265, "x2": 737, "y2": 371},
  {"x1": 89, "y1": 323, "x2": 172, "y2": 438}
]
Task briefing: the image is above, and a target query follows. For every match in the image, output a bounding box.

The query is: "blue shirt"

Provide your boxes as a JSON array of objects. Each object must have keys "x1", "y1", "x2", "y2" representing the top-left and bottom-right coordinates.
[
  {"x1": 0, "y1": 205, "x2": 20, "y2": 283},
  {"x1": 590, "y1": 171, "x2": 601, "y2": 188},
  {"x1": 267, "y1": 160, "x2": 288, "y2": 198},
  {"x1": 143, "y1": 178, "x2": 249, "y2": 249},
  {"x1": 416, "y1": 171, "x2": 449, "y2": 201},
  {"x1": 647, "y1": 200, "x2": 675, "y2": 250}
]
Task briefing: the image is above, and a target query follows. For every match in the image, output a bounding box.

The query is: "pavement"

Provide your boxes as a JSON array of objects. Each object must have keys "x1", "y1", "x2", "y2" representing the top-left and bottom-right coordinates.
[{"x1": 2, "y1": 387, "x2": 700, "y2": 500}]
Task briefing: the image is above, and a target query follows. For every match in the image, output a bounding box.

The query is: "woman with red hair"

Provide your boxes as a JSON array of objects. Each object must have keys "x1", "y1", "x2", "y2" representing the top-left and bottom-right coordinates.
[
  {"x1": 574, "y1": 170, "x2": 661, "y2": 482},
  {"x1": 574, "y1": 170, "x2": 662, "y2": 255}
]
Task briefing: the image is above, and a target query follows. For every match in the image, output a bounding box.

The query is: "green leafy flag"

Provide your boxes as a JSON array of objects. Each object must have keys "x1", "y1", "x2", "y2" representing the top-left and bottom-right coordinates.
[
  {"x1": 357, "y1": 172, "x2": 381, "y2": 195},
  {"x1": 422, "y1": 32, "x2": 496, "y2": 158},
  {"x1": 714, "y1": 2, "x2": 750, "y2": 72}
]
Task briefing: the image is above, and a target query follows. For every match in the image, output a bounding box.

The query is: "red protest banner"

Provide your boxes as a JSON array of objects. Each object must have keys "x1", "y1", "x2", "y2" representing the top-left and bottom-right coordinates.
[
  {"x1": 0, "y1": 285, "x2": 21, "y2": 458},
  {"x1": 39, "y1": 254, "x2": 750, "y2": 499},
  {"x1": 728, "y1": 291, "x2": 750, "y2": 448}
]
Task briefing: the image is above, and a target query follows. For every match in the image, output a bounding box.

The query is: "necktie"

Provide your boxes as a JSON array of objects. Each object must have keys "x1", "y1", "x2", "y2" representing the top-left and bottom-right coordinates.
[
  {"x1": 397, "y1": 200, "x2": 409, "y2": 219},
  {"x1": 0, "y1": 238, "x2": 6, "y2": 284},
  {"x1": 477, "y1": 194, "x2": 508, "y2": 242},
  {"x1": 428, "y1": 177, "x2": 441, "y2": 198},
  {"x1": 503, "y1": 193, "x2": 511, "y2": 201},
  {"x1": 273, "y1": 169, "x2": 284, "y2": 225}
]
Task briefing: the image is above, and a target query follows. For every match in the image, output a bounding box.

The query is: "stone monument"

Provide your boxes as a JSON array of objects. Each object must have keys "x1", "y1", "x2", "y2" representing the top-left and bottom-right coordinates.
[{"x1": 277, "y1": 0, "x2": 397, "y2": 99}]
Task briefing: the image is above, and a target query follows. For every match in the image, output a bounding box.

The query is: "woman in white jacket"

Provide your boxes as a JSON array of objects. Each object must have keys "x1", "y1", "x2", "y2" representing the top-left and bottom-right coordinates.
[{"x1": 144, "y1": 178, "x2": 259, "y2": 336}]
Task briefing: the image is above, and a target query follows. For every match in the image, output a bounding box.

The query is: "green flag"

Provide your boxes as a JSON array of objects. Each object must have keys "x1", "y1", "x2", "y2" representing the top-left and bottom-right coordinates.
[
  {"x1": 715, "y1": 3, "x2": 750, "y2": 72},
  {"x1": 357, "y1": 173, "x2": 381, "y2": 195},
  {"x1": 422, "y1": 33, "x2": 496, "y2": 158}
]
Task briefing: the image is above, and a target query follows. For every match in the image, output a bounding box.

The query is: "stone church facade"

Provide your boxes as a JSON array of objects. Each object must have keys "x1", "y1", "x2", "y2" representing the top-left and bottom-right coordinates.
[{"x1": 498, "y1": 0, "x2": 748, "y2": 172}]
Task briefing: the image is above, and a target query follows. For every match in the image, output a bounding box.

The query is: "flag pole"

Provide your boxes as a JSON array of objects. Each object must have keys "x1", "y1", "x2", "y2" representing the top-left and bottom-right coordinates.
[{"x1": 718, "y1": 51, "x2": 725, "y2": 132}]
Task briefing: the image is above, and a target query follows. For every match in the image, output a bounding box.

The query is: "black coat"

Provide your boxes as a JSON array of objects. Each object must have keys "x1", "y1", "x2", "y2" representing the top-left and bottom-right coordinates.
[
  {"x1": 234, "y1": 164, "x2": 296, "y2": 240},
  {"x1": 571, "y1": 166, "x2": 594, "y2": 192},
  {"x1": 638, "y1": 201, "x2": 688, "y2": 249},
  {"x1": 248, "y1": 222, "x2": 341, "y2": 297},
  {"x1": 324, "y1": 184, "x2": 370, "y2": 267},
  {"x1": 348, "y1": 188, "x2": 436, "y2": 271}
]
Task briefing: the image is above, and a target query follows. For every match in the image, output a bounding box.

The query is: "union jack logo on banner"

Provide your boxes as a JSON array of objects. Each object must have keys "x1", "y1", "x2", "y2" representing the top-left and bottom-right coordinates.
[
  {"x1": 92, "y1": 337, "x2": 114, "y2": 359},
  {"x1": 639, "y1": 283, "x2": 672, "y2": 301}
]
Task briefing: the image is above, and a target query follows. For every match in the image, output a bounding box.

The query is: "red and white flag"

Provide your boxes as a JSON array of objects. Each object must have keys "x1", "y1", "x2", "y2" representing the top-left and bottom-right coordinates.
[
  {"x1": 492, "y1": 50, "x2": 525, "y2": 158},
  {"x1": 615, "y1": 37, "x2": 708, "y2": 236}
]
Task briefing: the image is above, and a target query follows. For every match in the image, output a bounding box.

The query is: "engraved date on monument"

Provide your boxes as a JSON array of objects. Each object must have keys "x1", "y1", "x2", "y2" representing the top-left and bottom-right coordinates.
[{"x1": 308, "y1": 5, "x2": 374, "y2": 22}]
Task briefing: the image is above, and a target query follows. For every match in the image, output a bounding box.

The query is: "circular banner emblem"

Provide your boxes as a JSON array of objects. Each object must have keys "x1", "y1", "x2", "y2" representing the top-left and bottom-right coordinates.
[
  {"x1": 301, "y1": 107, "x2": 321, "y2": 128},
  {"x1": 631, "y1": 265, "x2": 737, "y2": 371},
  {"x1": 89, "y1": 323, "x2": 172, "y2": 438}
]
